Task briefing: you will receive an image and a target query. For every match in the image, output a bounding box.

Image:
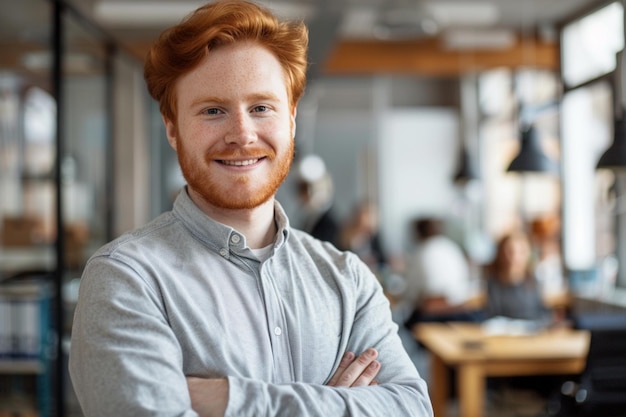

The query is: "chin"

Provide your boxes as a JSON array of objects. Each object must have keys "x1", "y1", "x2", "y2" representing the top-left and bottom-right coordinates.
[{"x1": 195, "y1": 184, "x2": 277, "y2": 210}]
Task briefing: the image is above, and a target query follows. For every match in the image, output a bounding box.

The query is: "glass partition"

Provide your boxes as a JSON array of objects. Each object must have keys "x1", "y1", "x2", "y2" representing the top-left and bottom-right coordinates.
[
  {"x1": 1, "y1": 1, "x2": 148, "y2": 415},
  {"x1": 561, "y1": 81, "x2": 613, "y2": 272},
  {"x1": 61, "y1": 11, "x2": 110, "y2": 273},
  {"x1": 560, "y1": 0, "x2": 626, "y2": 295},
  {"x1": 0, "y1": 1, "x2": 56, "y2": 416},
  {"x1": 0, "y1": 0, "x2": 55, "y2": 274}
]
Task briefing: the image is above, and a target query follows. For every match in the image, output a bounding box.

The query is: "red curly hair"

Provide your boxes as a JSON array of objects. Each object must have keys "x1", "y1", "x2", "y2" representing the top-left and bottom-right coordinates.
[{"x1": 144, "y1": 0, "x2": 309, "y2": 122}]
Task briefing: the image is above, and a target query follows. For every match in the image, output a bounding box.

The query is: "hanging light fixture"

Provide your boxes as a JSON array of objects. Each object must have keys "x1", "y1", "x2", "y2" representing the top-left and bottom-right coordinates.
[
  {"x1": 454, "y1": 74, "x2": 480, "y2": 184},
  {"x1": 506, "y1": 0, "x2": 559, "y2": 175},
  {"x1": 507, "y1": 124, "x2": 559, "y2": 173},
  {"x1": 454, "y1": 145, "x2": 479, "y2": 183},
  {"x1": 597, "y1": 45, "x2": 626, "y2": 170},
  {"x1": 597, "y1": 113, "x2": 626, "y2": 169},
  {"x1": 596, "y1": 0, "x2": 626, "y2": 170}
]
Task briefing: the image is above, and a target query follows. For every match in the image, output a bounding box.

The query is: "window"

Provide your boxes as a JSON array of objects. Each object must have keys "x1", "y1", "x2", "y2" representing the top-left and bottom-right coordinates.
[
  {"x1": 560, "y1": 0, "x2": 626, "y2": 294},
  {"x1": 561, "y1": 1, "x2": 623, "y2": 88}
]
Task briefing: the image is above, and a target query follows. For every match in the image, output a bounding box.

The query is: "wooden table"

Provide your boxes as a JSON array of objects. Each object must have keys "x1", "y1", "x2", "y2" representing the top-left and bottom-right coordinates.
[{"x1": 413, "y1": 322, "x2": 590, "y2": 417}]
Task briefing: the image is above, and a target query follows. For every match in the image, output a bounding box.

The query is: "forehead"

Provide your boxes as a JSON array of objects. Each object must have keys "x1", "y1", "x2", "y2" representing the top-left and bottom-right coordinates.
[
  {"x1": 507, "y1": 236, "x2": 529, "y2": 250},
  {"x1": 176, "y1": 42, "x2": 289, "y2": 102}
]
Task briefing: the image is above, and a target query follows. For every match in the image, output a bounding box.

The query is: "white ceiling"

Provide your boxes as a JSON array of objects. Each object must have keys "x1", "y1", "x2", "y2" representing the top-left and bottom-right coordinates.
[
  {"x1": 0, "y1": 0, "x2": 606, "y2": 44},
  {"x1": 0, "y1": 0, "x2": 612, "y2": 79},
  {"x1": 71, "y1": 0, "x2": 605, "y2": 39}
]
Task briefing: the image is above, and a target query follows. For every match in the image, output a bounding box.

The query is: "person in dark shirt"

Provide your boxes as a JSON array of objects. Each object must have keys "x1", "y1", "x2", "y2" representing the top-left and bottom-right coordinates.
[
  {"x1": 339, "y1": 201, "x2": 388, "y2": 272},
  {"x1": 485, "y1": 231, "x2": 551, "y2": 323},
  {"x1": 295, "y1": 160, "x2": 340, "y2": 246}
]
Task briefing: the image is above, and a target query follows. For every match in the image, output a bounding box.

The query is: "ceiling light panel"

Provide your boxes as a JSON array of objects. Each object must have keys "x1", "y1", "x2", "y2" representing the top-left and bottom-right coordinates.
[
  {"x1": 94, "y1": 1, "x2": 203, "y2": 26},
  {"x1": 94, "y1": 1, "x2": 314, "y2": 27},
  {"x1": 426, "y1": 2, "x2": 501, "y2": 27}
]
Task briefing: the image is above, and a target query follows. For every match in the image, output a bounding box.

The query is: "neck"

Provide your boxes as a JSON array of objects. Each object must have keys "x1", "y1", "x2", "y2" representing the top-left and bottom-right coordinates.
[
  {"x1": 501, "y1": 268, "x2": 527, "y2": 284},
  {"x1": 188, "y1": 189, "x2": 277, "y2": 249}
]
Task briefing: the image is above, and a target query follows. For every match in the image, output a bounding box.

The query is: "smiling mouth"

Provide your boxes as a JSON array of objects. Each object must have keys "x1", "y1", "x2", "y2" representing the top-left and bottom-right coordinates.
[{"x1": 219, "y1": 158, "x2": 264, "y2": 166}]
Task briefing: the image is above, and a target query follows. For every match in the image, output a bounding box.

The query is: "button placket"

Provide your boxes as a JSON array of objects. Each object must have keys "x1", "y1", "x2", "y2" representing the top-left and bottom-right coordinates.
[{"x1": 259, "y1": 268, "x2": 293, "y2": 381}]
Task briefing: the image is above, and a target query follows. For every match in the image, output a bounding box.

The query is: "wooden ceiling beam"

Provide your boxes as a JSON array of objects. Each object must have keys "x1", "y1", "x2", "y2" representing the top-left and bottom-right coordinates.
[
  {"x1": 104, "y1": 35, "x2": 560, "y2": 78},
  {"x1": 321, "y1": 36, "x2": 559, "y2": 77}
]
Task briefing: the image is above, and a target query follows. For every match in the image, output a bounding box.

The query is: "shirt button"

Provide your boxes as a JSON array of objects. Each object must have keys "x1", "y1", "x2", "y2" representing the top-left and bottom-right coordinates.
[
  {"x1": 230, "y1": 234, "x2": 240, "y2": 244},
  {"x1": 274, "y1": 327, "x2": 282, "y2": 336},
  {"x1": 219, "y1": 248, "x2": 228, "y2": 257}
]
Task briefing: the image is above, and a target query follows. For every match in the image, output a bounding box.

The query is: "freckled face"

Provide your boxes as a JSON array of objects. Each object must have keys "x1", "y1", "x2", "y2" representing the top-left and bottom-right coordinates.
[{"x1": 164, "y1": 42, "x2": 296, "y2": 210}]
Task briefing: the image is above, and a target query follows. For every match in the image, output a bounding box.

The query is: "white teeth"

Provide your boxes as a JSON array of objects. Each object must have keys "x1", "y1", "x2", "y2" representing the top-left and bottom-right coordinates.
[{"x1": 222, "y1": 159, "x2": 259, "y2": 166}]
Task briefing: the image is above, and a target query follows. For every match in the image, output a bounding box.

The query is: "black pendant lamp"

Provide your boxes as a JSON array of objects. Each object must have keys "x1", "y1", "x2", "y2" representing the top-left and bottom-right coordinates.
[
  {"x1": 597, "y1": 47, "x2": 626, "y2": 170},
  {"x1": 507, "y1": 125, "x2": 559, "y2": 173},
  {"x1": 597, "y1": 114, "x2": 626, "y2": 169},
  {"x1": 454, "y1": 146, "x2": 479, "y2": 183},
  {"x1": 597, "y1": 5, "x2": 626, "y2": 170}
]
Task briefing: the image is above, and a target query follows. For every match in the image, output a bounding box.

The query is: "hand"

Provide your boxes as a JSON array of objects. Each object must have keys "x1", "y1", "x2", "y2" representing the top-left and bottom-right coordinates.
[
  {"x1": 327, "y1": 348, "x2": 381, "y2": 387},
  {"x1": 187, "y1": 377, "x2": 228, "y2": 417}
]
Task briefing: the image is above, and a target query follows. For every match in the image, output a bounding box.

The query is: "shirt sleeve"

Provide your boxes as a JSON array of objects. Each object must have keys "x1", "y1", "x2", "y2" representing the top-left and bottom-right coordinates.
[
  {"x1": 69, "y1": 257, "x2": 199, "y2": 417},
  {"x1": 223, "y1": 255, "x2": 433, "y2": 417}
]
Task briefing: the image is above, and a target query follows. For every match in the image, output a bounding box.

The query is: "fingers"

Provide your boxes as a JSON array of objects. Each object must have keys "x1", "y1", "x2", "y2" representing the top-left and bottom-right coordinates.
[
  {"x1": 352, "y1": 357, "x2": 380, "y2": 387},
  {"x1": 327, "y1": 348, "x2": 381, "y2": 387},
  {"x1": 186, "y1": 377, "x2": 229, "y2": 417},
  {"x1": 327, "y1": 351, "x2": 355, "y2": 386}
]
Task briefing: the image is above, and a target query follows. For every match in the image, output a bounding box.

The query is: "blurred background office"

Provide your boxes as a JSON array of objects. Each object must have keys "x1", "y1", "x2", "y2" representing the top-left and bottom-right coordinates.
[{"x1": 2, "y1": 0, "x2": 626, "y2": 416}]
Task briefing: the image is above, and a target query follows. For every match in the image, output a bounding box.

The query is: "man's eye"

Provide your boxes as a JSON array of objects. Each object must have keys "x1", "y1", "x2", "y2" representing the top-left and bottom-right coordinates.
[
  {"x1": 203, "y1": 108, "x2": 222, "y2": 115},
  {"x1": 253, "y1": 105, "x2": 268, "y2": 113}
]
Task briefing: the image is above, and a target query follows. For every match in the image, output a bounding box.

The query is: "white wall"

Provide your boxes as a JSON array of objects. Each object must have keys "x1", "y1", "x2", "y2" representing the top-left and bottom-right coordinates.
[{"x1": 378, "y1": 108, "x2": 460, "y2": 256}]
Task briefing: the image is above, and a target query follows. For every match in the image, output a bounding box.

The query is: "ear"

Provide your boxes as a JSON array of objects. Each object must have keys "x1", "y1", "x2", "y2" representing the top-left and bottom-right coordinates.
[
  {"x1": 162, "y1": 115, "x2": 178, "y2": 151},
  {"x1": 290, "y1": 107, "x2": 297, "y2": 138}
]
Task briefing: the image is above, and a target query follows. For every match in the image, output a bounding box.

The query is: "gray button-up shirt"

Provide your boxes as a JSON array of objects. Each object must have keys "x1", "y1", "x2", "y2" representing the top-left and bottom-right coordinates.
[{"x1": 69, "y1": 188, "x2": 432, "y2": 416}]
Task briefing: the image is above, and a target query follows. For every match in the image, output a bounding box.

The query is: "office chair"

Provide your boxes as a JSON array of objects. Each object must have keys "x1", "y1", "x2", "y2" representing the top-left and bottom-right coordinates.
[{"x1": 543, "y1": 324, "x2": 626, "y2": 417}]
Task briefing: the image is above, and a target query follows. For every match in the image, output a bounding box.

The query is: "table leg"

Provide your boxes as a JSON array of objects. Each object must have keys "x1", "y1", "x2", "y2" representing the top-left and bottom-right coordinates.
[
  {"x1": 429, "y1": 353, "x2": 449, "y2": 417},
  {"x1": 457, "y1": 363, "x2": 484, "y2": 417}
]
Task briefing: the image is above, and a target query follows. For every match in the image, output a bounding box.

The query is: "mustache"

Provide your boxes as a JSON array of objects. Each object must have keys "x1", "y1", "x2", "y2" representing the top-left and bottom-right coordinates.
[{"x1": 207, "y1": 148, "x2": 276, "y2": 161}]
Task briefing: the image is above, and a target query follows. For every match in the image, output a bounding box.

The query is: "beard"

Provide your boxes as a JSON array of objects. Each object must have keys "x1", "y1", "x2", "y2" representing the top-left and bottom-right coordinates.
[{"x1": 177, "y1": 137, "x2": 295, "y2": 210}]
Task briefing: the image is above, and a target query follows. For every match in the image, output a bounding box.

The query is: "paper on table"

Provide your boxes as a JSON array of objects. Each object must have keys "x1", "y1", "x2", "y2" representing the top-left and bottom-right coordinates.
[{"x1": 481, "y1": 316, "x2": 545, "y2": 336}]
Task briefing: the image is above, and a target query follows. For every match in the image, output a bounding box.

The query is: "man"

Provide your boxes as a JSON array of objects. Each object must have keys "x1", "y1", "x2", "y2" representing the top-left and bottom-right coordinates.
[
  {"x1": 295, "y1": 155, "x2": 340, "y2": 246},
  {"x1": 404, "y1": 217, "x2": 482, "y2": 327},
  {"x1": 68, "y1": 1, "x2": 432, "y2": 416}
]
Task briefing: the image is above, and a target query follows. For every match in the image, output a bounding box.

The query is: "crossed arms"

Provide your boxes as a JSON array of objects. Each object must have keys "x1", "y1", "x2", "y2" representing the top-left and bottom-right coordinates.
[{"x1": 188, "y1": 348, "x2": 382, "y2": 417}]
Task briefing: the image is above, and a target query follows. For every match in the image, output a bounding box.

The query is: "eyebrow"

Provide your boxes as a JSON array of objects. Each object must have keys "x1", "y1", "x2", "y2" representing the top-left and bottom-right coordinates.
[
  {"x1": 247, "y1": 92, "x2": 282, "y2": 103},
  {"x1": 191, "y1": 92, "x2": 282, "y2": 108}
]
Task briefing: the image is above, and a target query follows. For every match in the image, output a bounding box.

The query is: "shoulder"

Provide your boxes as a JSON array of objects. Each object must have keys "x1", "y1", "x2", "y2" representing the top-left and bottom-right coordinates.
[
  {"x1": 428, "y1": 236, "x2": 463, "y2": 252},
  {"x1": 288, "y1": 228, "x2": 350, "y2": 264},
  {"x1": 87, "y1": 211, "x2": 184, "y2": 271},
  {"x1": 286, "y1": 228, "x2": 374, "y2": 281}
]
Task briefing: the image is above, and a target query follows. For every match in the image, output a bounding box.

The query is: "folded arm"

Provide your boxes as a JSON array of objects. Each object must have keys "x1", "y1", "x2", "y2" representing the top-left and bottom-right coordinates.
[{"x1": 188, "y1": 349, "x2": 381, "y2": 417}]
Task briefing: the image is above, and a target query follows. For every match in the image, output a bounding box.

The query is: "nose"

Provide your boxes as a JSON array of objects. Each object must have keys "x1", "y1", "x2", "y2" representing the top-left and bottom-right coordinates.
[{"x1": 224, "y1": 111, "x2": 257, "y2": 146}]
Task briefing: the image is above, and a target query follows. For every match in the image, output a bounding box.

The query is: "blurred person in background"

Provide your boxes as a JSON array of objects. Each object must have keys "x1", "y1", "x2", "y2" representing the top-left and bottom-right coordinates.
[
  {"x1": 295, "y1": 155, "x2": 340, "y2": 246},
  {"x1": 338, "y1": 200, "x2": 388, "y2": 273},
  {"x1": 484, "y1": 231, "x2": 552, "y2": 323},
  {"x1": 403, "y1": 217, "x2": 483, "y2": 329},
  {"x1": 529, "y1": 214, "x2": 567, "y2": 298}
]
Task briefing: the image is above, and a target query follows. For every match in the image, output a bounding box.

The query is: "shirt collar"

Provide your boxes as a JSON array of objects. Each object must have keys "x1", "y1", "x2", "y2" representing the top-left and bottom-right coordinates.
[{"x1": 172, "y1": 187, "x2": 290, "y2": 256}]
